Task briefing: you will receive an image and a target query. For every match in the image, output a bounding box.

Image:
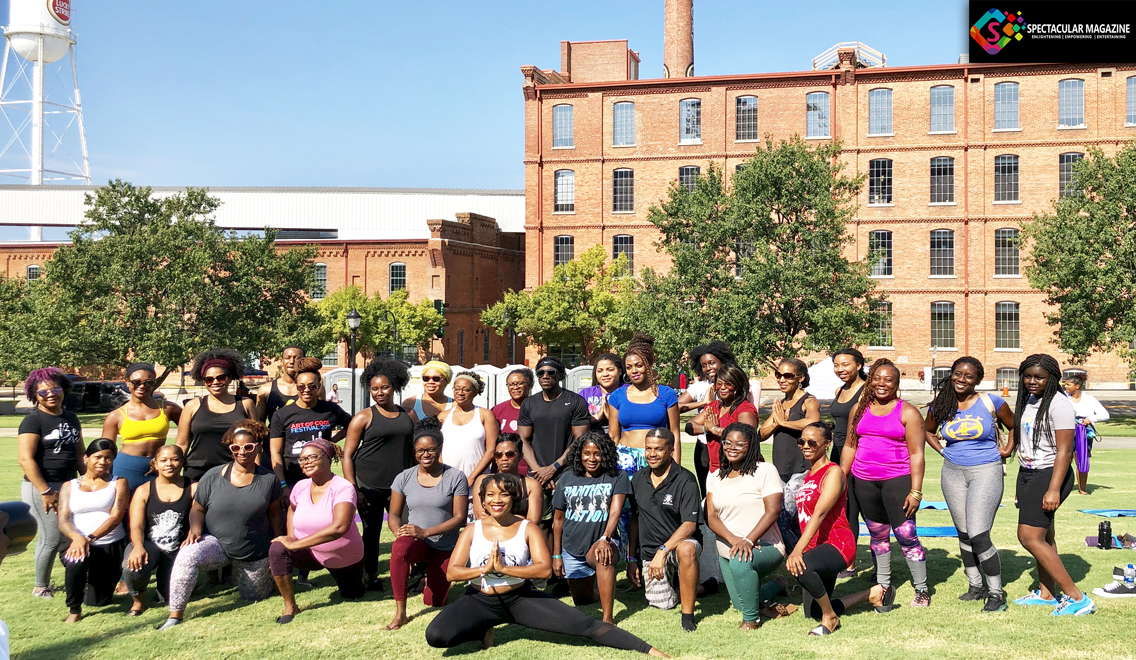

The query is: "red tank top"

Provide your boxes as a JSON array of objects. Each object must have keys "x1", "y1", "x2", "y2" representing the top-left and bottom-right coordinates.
[
  {"x1": 706, "y1": 399, "x2": 759, "y2": 473},
  {"x1": 795, "y1": 462, "x2": 856, "y2": 565}
]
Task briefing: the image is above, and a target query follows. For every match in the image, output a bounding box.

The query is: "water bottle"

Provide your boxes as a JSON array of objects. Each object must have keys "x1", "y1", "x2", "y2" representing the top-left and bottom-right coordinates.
[
  {"x1": 1125, "y1": 564, "x2": 1135, "y2": 589},
  {"x1": 1099, "y1": 521, "x2": 1113, "y2": 549}
]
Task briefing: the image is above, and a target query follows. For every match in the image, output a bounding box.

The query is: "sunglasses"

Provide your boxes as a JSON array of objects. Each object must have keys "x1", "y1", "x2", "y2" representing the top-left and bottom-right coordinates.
[
  {"x1": 795, "y1": 438, "x2": 822, "y2": 449},
  {"x1": 128, "y1": 379, "x2": 156, "y2": 389},
  {"x1": 773, "y1": 371, "x2": 799, "y2": 380},
  {"x1": 203, "y1": 375, "x2": 230, "y2": 385},
  {"x1": 494, "y1": 450, "x2": 518, "y2": 459},
  {"x1": 536, "y1": 369, "x2": 559, "y2": 377},
  {"x1": 296, "y1": 383, "x2": 319, "y2": 392},
  {"x1": 722, "y1": 440, "x2": 750, "y2": 448},
  {"x1": 228, "y1": 442, "x2": 258, "y2": 454},
  {"x1": 422, "y1": 375, "x2": 444, "y2": 383},
  {"x1": 297, "y1": 454, "x2": 323, "y2": 465},
  {"x1": 36, "y1": 386, "x2": 63, "y2": 398}
]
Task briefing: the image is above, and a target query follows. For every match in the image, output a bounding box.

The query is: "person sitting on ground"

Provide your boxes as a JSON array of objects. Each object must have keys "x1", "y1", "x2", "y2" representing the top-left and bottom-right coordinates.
[
  {"x1": 472, "y1": 434, "x2": 542, "y2": 525},
  {"x1": 425, "y1": 473, "x2": 669, "y2": 656}
]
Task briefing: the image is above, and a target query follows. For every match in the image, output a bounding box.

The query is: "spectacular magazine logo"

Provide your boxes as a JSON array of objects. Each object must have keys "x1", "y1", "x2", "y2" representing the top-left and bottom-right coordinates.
[
  {"x1": 971, "y1": 8, "x2": 1026, "y2": 55},
  {"x1": 968, "y1": 1, "x2": 1136, "y2": 63}
]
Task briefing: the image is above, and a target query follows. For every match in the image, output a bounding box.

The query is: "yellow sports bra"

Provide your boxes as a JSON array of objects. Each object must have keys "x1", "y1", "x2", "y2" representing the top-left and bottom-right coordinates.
[{"x1": 120, "y1": 406, "x2": 170, "y2": 444}]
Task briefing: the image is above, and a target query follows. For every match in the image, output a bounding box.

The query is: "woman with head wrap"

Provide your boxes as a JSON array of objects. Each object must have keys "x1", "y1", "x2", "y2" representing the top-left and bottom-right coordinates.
[
  {"x1": 102, "y1": 362, "x2": 183, "y2": 491},
  {"x1": 403, "y1": 360, "x2": 455, "y2": 423},
  {"x1": 175, "y1": 349, "x2": 257, "y2": 482}
]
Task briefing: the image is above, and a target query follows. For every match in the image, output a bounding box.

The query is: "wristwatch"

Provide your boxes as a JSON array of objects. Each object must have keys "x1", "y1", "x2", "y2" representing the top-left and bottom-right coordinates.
[
  {"x1": 86, "y1": 533, "x2": 97, "y2": 541},
  {"x1": 657, "y1": 544, "x2": 669, "y2": 555}
]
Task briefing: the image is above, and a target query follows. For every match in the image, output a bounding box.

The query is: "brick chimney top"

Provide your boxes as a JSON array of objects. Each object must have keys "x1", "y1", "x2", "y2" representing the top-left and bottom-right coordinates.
[{"x1": 663, "y1": 0, "x2": 693, "y2": 78}]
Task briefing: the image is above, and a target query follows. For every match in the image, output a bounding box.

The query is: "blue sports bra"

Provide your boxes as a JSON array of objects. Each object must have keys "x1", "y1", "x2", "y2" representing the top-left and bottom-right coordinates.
[{"x1": 609, "y1": 385, "x2": 678, "y2": 432}]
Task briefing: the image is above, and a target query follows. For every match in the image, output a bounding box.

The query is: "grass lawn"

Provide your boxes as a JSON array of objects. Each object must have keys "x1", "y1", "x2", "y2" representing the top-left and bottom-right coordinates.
[
  {"x1": 1, "y1": 441, "x2": 1134, "y2": 660},
  {"x1": 0, "y1": 414, "x2": 108, "y2": 430}
]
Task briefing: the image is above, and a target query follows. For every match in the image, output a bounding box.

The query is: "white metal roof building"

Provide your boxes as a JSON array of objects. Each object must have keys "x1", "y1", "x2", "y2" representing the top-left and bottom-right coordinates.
[{"x1": 0, "y1": 186, "x2": 526, "y2": 241}]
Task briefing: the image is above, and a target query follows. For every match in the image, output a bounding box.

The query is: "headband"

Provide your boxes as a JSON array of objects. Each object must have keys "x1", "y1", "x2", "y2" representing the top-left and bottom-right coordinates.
[
  {"x1": 201, "y1": 357, "x2": 234, "y2": 375},
  {"x1": 422, "y1": 360, "x2": 453, "y2": 382},
  {"x1": 535, "y1": 357, "x2": 563, "y2": 374},
  {"x1": 303, "y1": 438, "x2": 336, "y2": 461},
  {"x1": 125, "y1": 362, "x2": 156, "y2": 379}
]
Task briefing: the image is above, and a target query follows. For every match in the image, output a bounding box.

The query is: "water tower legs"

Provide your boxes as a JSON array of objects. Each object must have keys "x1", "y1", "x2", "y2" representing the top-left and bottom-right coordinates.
[{"x1": 31, "y1": 36, "x2": 43, "y2": 185}]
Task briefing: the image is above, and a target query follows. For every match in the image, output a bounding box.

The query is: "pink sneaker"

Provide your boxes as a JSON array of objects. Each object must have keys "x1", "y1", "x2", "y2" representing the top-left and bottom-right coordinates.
[{"x1": 911, "y1": 589, "x2": 931, "y2": 607}]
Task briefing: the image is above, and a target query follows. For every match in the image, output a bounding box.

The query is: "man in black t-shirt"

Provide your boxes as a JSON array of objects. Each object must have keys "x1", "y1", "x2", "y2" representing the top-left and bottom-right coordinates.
[
  {"x1": 518, "y1": 356, "x2": 590, "y2": 488},
  {"x1": 630, "y1": 430, "x2": 702, "y2": 631}
]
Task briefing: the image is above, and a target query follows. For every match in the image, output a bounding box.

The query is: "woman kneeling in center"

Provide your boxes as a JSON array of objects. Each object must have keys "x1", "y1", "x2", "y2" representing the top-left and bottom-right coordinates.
[{"x1": 426, "y1": 473, "x2": 668, "y2": 656}]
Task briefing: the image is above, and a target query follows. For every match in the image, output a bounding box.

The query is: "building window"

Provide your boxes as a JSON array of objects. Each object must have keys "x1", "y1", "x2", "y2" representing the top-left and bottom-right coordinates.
[
  {"x1": 868, "y1": 159, "x2": 892, "y2": 205},
  {"x1": 932, "y1": 367, "x2": 953, "y2": 389},
  {"x1": 868, "y1": 88, "x2": 893, "y2": 135},
  {"x1": 930, "y1": 229, "x2": 955, "y2": 276},
  {"x1": 321, "y1": 351, "x2": 338, "y2": 367},
  {"x1": 734, "y1": 241, "x2": 753, "y2": 277},
  {"x1": 613, "y1": 235, "x2": 634, "y2": 273},
  {"x1": 994, "y1": 82, "x2": 1019, "y2": 130},
  {"x1": 679, "y1": 166, "x2": 700, "y2": 192},
  {"x1": 872, "y1": 301, "x2": 894, "y2": 347},
  {"x1": 613, "y1": 101, "x2": 635, "y2": 146},
  {"x1": 26, "y1": 264, "x2": 41, "y2": 281},
  {"x1": 1128, "y1": 76, "x2": 1136, "y2": 125},
  {"x1": 931, "y1": 301, "x2": 956, "y2": 349},
  {"x1": 1059, "y1": 153, "x2": 1083, "y2": 198},
  {"x1": 806, "y1": 92, "x2": 830, "y2": 138},
  {"x1": 994, "y1": 228, "x2": 1020, "y2": 276},
  {"x1": 735, "y1": 95, "x2": 759, "y2": 140},
  {"x1": 679, "y1": 99, "x2": 701, "y2": 144},
  {"x1": 996, "y1": 301, "x2": 1021, "y2": 349},
  {"x1": 483, "y1": 329, "x2": 491, "y2": 364},
  {"x1": 994, "y1": 155, "x2": 1019, "y2": 201},
  {"x1": 554, "y1": 170, "x2": 575, "y2": 212},
  {"x1": 868, "y1": 230, "x2": 893, "y2": 277},
  {"x1": 457, "y1": 329, "x2": 465, "y2": 365},
  {"x1": 553, "y1": 235, "x2": 574, "y2": 267},
  {"x1": 735, "y1": 163, "x2": 746, "y2": 172},
  {"x1": 389, "y1": 262, "x2": 406, "y2": 294},
  {"x1": 930, "y1": 156, "x2": 955, "y2": 203},
  {"x1": 613, "y1": 169, "x2": 634, "y2": 212},
  {"x1": 930, "y1": 85, "x2": 955, "y2": 132},
  {"x1": 552, "y1": 104, "x2": 573, "y2": 147},
  {"x1": 312, "y1": 263, "x2": 327, "y2": 300},
  {"x1": 996, "y1": 367, "x2": 1019, "y2": 389},
  {"x1": 1057, "y1": 79, "x2": 1085, "y2": 128}
]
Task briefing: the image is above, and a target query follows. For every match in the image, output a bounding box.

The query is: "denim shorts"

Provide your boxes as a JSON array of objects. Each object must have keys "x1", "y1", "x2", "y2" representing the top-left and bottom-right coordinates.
[{"x1": 562, "y1": 552, "x2": 594, "y2": 579}]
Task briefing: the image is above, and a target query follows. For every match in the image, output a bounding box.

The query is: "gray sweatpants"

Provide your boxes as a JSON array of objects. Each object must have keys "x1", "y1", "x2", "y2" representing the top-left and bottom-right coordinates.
[
  {"x1": 941, "y1": 458, "x2": 1004, "y2": 595},
  {"x1": 21, "y1": 480, "x2": 65, "y2": 589}
]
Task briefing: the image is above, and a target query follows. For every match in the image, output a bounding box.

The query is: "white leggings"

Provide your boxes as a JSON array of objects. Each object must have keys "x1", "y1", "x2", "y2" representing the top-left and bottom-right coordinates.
[{"x1": 166, "y1": 535, "x2": 272, "y2": 613}]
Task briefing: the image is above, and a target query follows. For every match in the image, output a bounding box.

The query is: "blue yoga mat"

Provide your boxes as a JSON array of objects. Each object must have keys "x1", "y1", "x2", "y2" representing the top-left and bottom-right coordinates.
[
  {"x1": 1079, "y1": 509, "x2": 1136, "y2": 518},
  {"x1": 858, "y1": 523, "x2": 958, "y2": 538},
  {"x1": 920, "y1": 501, "x2": 949, "y2": 510}
]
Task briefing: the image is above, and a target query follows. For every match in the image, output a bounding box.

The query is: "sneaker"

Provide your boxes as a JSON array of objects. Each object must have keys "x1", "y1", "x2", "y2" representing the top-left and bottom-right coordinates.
[
  {"x1": 910, "y1": 589, "x2": 931, "y2": 608},
  {"x1": 983, "y1": 593, "x2": 1008, "y2": 612},
  {"x1": 1051, "y1": 594, "x2": 1095, "y2": 616},
  {"x1": 31, "y1": 586, "x2": 54, "y2": 599},
  {"x1": 958, "y1": 585, "x2": 986, "y2": 602},
  {"x1": 1014, "y1": 590, "x2": 1059, "y2": 606},
  {"x1": 1092, "y1": 581, "x2": 1136, "y2": 598}
]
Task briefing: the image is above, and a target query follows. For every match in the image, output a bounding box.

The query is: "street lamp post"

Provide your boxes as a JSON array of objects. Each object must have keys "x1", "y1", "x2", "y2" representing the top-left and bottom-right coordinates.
[
  {"x1": 929, "y1": 344, "x2": 939, "y2": 392},
  {"x1": 347, "y1": 308, "x2": 362, "y2": 415}
]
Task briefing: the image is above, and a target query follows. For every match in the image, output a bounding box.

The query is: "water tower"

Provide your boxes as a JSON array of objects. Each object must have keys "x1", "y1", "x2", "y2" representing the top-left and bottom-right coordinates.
[{"x1": 0, "y1": 0, "x2": 89, "y2": 186}]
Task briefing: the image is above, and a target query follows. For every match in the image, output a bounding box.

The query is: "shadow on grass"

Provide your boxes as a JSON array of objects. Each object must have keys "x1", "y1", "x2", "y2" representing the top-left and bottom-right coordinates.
[
  {"x1": 14, "y1": 601, "x2": 161, "y2": 660},
  {"x1": 1000, "y1": 547, "x2": 1093, "y2": 588}
]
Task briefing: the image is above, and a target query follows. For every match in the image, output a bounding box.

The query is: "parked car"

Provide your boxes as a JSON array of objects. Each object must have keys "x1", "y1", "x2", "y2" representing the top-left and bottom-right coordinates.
[{"x1": 63, "y1": 380, "x2": 130, "y2": 413}]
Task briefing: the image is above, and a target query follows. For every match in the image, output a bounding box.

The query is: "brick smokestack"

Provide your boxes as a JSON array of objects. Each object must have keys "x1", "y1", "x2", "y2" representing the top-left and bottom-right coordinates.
[{"x1": 663, "y1": 0, "x2": 693, "y2": 78}]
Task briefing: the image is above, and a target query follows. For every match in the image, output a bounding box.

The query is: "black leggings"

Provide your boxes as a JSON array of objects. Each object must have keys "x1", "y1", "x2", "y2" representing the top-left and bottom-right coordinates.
[
  {"x1": 358, "y1": 485, "x2": 392, "y2": 578},
  {"x1": 426, "y1": 584, "x2": 653, "y2": 653},
  {"x1": 694, "y1": 441, "x2": 710, "y2": 496},
  {"x1": 798, "y1": 544, "x2": 849, "y2": 620},
  {"x1": 122, "y1": 540, "x2": 178, "y2": 601},
  {"x1": 63, "y1": 539, "x2": 125, "y2": 615},
  {"x1": 852, "y1": 473, "x2": 911, "y2": 526}
]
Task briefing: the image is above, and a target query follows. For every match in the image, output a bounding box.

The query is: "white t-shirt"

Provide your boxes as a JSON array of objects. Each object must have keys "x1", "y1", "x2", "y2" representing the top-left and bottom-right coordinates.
[
  {"x1": 686, "y1": 381, "x2": 713, "y2": 444},
  {"x1": 1018, "y1": 393, "x2": 1077, "y2": 470},
  {"x1": 706, "y1": 462, "x2": 785, "y2": 558}
]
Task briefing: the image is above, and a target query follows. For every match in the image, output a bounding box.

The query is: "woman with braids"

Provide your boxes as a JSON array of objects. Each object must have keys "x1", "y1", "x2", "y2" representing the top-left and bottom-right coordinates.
[
  {"x1": 687, "y1": 364, "x2": 759, "y2": 495},
  {"x1": 472, "y1": 434, "x2": 542, "y2": 524},
  {"x1": 269, "y1": 439, "x2": 365, "y2": 624},
  {"x1": 18, "y1": 367, "x2": 85, "y2": 598},
  {"x1": 426, "y1": 473, "x2": 667, "y2": 656},
  {"x1": 705, "y1": 423, "x2": 786, "y2": 630},
  {"x1": 842, "y1": 358, "x2": 930, "y2": 610},
  {"x1": 385, "y1": 418, "x2": 469, "y2": 631},
  {"x1": 924, "y1": 357, "x2": 1015, "y2": 612},
  {"x1": 578, "y1": 354, "x2": 626, "y2": 434},
  {"x1": 551, "y1": 432, "x2": 631, "y2": 624},
  {"x1": 269, "y1": 357, "x2": 352, "y2": 490},
  {"x1": 102, "y1": 362, "x2": 183, "y2": 491},
  {"x1": 438, "y1": 372, "x2": 499, "y2": 488},
  {"x1": 609, "y1": 333, "x2": 681, "y2": 470},
  {"x1": 678, "y1": 342, "x2": 741, "y2": 491},
  {"x1": 175, "y1": 349, "x2": 256, "y2": 482},
  {"x1": 343, "y1": 358, "x2": 415, "y2": 591},
  {"x1": 1009, "y1": 354, "x2": 1094, "y2": 615}
]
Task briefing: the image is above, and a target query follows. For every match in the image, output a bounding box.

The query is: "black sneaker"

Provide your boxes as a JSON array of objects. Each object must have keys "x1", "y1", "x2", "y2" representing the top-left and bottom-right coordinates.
[
  {"x1": 983, "y1": 593, "x2": 1008, "y2": 612},
  {"x1": 959, "y1": 585, "x2": 987, "y2": 601},
  {"x1": 1092, "y1": 581, "x2": 1136, "y2": 598}
]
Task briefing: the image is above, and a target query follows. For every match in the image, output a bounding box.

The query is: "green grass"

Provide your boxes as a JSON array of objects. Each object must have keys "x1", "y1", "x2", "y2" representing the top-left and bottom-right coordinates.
[
  {"x1": 1, "y1": 441, "x2": 1134, "y2": 660},
  {"x1": 1094, "y1": 417, "x2": 1136, "y2": 437},
  {"x1": 0, "y1": 414, "x2": 108, "y2": 430}
]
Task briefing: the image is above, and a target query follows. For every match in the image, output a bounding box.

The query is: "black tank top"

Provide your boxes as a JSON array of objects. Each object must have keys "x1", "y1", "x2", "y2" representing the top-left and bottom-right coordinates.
[
  {"x1": 827, "y1": 385, "x2": 864, "y2": 447},
  {"x1": 264, "y1": 380, "x2": 294, "y2": 423},
  {"x1": 771, "y1": 393, "x2": 814, "y2": 482},
  {"x1": 145, "y1": 480, "x2": 192, "y2": 553},
  {"x1": 188, "y1": 396, "x2": 250, "y2": 472},
  {"x1": 353, "y1": 405, "x2": 415, "y2": 490}
]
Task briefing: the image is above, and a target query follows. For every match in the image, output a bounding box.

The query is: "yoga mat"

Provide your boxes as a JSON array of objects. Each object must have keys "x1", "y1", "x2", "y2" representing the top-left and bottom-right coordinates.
[
  {"x1": 1084, "y1": 535, "x2": 1124, "y2": 548},
  {"x1": 920, "y1": 501, "x2": 949, "y2": 510},
  {"x1": 858, "y1": 523, "x2": 958, "y2": 538},
  {"x1": 1079, "y1": 509, "x2": 1136, "y2": 518}
]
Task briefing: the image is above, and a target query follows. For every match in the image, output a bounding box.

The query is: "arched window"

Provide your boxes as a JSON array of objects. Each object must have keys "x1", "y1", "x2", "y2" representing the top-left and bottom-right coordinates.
[
  {"x1": 1059, "y1": 153, "x2": 1084, "y2": 198},
  {"x1": 872, "y1": 301, "x2": 894, "y2": 348},
  {"x1": 26, "y1": 264, "x2": 41, "y2": 282},
  {"x1": 994, "y1": 155, "x2": 1019, "y2": 201},
  {"x1": 868, "y1": 230, "x2": 892, "y2": 277},
  {"x1": 554, "y1": 170, "x2": 575, "y2": 212},
  {"x1": 930, "y1": 230, "x2": 955, "y2": 276},
  {"x1": 678, "y1": 166, "x2": 700, "y2": 192},
  {"x1": 995, "y1": 302, "x2": 1021, "y2": 349},
  {"x1": 930, "y1": 85, "x2": 955, "y2": 132},
  {"x1": 996, "y1": 367, "x2": 1019, "y2": 389},
  {"x1": 931, "y1": 301, "x2": 956, "y2": 348},
  {"x1": 806, "y1": 92, "x2": 830, "y2": 137},
  {"x1": 994, "y1": 82, "x2": 1019, "y2": 130},
  {"x1": 389, "y1": 262, "x2": 406, "y2": 294},
  {"x1": 868, "y1": 159, "x2": 892, "y2": 205},
  {"x1": 613, "y1": 235, "x2": 634, "y2": 273},
  {"x1": 553, "y1": 104, "x2": 573, "y2": 147},
  {"x1": 994, "y1": 228, "x2": 1020, "y2": 276},
  {"x1": 312, "y1": 263, "x2": 327, "y2": 300},
  {"x1": 930, "y1": 156, "x2": 955, "y2": 203},
  {"x1": 735, "y1": 95, "x2": 758, "y2": 141},
  {"x1": 612, "y1": 169, "x2": 634, "y2": 212},
  {"x1": 1057, "y1": 79, "x2": 1085, "y2": 128},
  {"x1": 613, "y1": 101, "x2": 635, "y2": 146},
  {"x1": 457, "y1": 329, "x2": 465, "y2": 366},
  {"x1": 553, "y1": 235, "x2": 574, "y2": 267},
  {"x1": 868, "y1": 88, "x2": 893, "y2": 135},
  {"x1": 679, "y1": 99, "x2": 702, "y2": 143},
  {"x1": 1127, "y1": 76, "x2": 1136, "y2": 125}
]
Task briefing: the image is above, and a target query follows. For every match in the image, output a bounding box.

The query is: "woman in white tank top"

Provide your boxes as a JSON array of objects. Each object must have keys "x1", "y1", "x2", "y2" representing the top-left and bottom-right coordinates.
[
  {"x1": 439, "y1": 372, "x2": 499, "y2": 487},
  {"x1": 425, "y1": 473, "x2": 667, "y2": 656}
]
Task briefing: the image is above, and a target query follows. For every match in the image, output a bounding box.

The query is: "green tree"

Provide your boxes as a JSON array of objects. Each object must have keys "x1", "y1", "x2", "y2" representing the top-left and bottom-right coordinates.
[
  {"x1": 482, "y1": 244, "x2": 634, "y2": 360},
  {"x1": 36, "y1": 180, "x2": 317, "y2": 382},
  {"x1": 644, "y1": 138, "x2": 883, "y2": 369},
  {"x1": 305, "y1": 287, "x2": 445, "y2": 365},
  {"x1": 1023, "y1": 143, "x2": 1136, "y2": 365},
  {"x1": 382, "y1": 289, "x2": 446, "y2": 360}
]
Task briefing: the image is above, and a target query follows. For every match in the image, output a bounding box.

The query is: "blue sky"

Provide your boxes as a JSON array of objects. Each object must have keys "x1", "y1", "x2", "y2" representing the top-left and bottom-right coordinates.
[{"x1": 3, "y1": 0, "x2": 971, "y2": 189}]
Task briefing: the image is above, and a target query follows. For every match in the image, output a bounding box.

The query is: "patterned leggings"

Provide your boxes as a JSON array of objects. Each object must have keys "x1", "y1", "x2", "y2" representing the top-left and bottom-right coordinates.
[
  {"x1": 166, "y1": 535, "x2": 273, "y2": 613},
  {"x1": 852, "y1": 473, "x2": 927, "y2": 591}
]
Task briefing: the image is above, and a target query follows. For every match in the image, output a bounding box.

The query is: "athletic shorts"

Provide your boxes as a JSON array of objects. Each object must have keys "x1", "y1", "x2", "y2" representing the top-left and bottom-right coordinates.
[{"x1": 1016, "y1": 466, "x2": 1074, "y2": 529}]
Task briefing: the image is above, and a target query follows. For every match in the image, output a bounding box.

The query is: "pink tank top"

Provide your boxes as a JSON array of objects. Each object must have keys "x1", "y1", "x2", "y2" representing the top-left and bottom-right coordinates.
[{"x1": 851, "y1": 399, "x2": 911, "y2": 481}]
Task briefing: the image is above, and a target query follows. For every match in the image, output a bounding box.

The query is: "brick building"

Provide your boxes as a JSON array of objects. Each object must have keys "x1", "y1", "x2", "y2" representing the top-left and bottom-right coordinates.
[{"x1": 520, "y1": 4, "x2": 1136, "y2": 388}]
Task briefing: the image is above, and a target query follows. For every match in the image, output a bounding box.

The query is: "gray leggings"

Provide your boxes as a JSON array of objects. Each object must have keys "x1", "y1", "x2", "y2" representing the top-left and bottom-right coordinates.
[
  {"x1": 21, "y1": 480, "x2": 64, "y2": 589},
  {"x1": 941, "y1": 458, "x2": 1004, "y2": 595}
]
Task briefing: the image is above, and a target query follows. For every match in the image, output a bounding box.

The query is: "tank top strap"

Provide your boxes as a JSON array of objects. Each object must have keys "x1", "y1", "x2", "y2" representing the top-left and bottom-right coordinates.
[
  {"x1": 890, "y1": 398, "x2": 905, "y2": 418},
  {"x1": 413, "y1": 397, "x2": 426, "y2": 419}
]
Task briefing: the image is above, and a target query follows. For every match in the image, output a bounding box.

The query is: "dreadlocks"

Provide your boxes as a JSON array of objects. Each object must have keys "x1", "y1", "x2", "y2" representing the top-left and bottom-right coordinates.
[
  {"x1": 846, "y1": 358, "x2": 900, "y2": 450},
  {"x1": 566, "y1": 431, "x2": 620, "y2": 477},
  {"x1": 1014, "y1": 353, "x2": 1063, "y2": 455},
  {"x1": 927, "y1": 357, "x2": 985, "y2": 430},
  {"x1": 717, "y1": 422, "x2": 763, "y2": 478}
]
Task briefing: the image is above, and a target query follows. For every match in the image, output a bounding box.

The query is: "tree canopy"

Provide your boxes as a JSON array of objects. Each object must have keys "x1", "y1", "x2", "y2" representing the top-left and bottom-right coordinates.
[{"x1": 301, "y1": 286, "x2": 445, "y2": 365}]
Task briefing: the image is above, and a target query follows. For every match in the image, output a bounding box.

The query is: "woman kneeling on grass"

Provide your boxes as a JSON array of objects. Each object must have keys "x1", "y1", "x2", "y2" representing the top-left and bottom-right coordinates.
[{"x1": 426, "y1": 473, "x2": 668, "y2": 656}]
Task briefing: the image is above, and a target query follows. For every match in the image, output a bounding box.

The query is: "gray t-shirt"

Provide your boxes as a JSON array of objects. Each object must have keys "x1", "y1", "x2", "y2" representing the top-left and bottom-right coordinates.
[
  {"x1": 391, "y1": 465, "x2": 469, "y2": 550},
  {"x1": 1018, "y1": 393, "x2": 1076, "y2": 470},
  {"x1": 195, "y1": 463, "x2": 282, "y2": 561}
]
